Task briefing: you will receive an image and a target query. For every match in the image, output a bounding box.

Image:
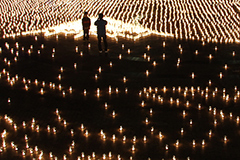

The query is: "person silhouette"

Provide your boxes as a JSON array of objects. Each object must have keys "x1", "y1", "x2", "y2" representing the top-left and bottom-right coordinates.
[
  {"x1": 82, "y1": 12, "x2": 91, "y2": 41},
  {"x1": 94, "y1": 13, "x2": 108, "y2": 53}
]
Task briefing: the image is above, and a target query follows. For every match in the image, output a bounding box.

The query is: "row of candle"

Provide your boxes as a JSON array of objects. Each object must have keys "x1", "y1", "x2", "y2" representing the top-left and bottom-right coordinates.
[{"x1": 1, "y1": 0, "x2": 240, "y2": 43}]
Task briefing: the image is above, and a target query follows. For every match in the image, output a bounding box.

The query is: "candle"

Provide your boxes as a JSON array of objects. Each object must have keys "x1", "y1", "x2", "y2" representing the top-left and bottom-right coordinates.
[
  {"x1": 220, "y1": 72, "x2": 223, "y2": 79},
  {"x1": 123, "y1": 76, "x2": 127, "y2": 83},
  {"x1": 119, "y1": 54, "x2": 122, "y2": 59},
  {"x1": 202, "y1": 139, "x2": 205, "y2": 147},
  {"x1": 192, "y1": 139, "x2": 196, "y2": 147},
  {"x1": 122, "y1": 44, "x2": 124, "y2": 49},
  {"x1": 128, "y1": 49, "x2": 131, "y2": 54},
  {"x1": 192, "y1": 72, "x2": 195, "y2": 79},
  {"x1": 141, "y1": 101, "x2": 145, "y2": 107},
  {"x1": 165, "y1": 144, "x2": 168, "y2": 151},
  {"x1": 146, "y1": 70, "x2": 149, "y2": 76},
  {"x1": 176, "y1": 140, "x2": 179, "y2": 147}
]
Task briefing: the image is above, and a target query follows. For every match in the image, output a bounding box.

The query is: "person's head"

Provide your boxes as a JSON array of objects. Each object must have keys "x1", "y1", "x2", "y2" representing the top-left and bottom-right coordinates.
[
  {"x1": 84, "y1": 12, "x2": 88, "y2": 17},
  {"x1": 99, "y1": 13, "x2": 103, "y2": 20}
]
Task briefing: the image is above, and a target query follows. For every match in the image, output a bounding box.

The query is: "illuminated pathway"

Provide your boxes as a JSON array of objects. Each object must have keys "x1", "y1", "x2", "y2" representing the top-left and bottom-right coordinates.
[{"x1": 1, "y1": 0, "x2": 240, "y2": 42}]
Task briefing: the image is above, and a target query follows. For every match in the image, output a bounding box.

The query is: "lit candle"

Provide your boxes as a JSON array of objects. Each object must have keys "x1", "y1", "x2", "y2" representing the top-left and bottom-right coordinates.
[
  {"x1": 183, "y1": 110, "x2": 186, "y2": 118},
  {"x1": 8, "y1": 98, "x2": 11, "y2": 103},
  {"x1": 143, "y1": 135, "x2": 147, "y2": 143},
  {"x1": 159, "y1": 132, "x2": 163, "y2": 140},
  {"x1": 209, "y1": 80, "x2": 212, "y2": 86},
  {"x1": 191, "y1": 72, "x2": 195, "y2": 79},
  {"x1": 133, "y1": 136, "x2": 136, "y2": 143},
  {"x1": 85, "y1": 130, "x2": 88, "y2": 137},
  {"x1": 208, "y1": 130, "x2": 212, "y2": 138},
  {"x1": 165, "y1": 144, "x2": 168, "y2": 151},
  {"x1": 219, "y1": 72, "x2": 223, "y2": 79},
  {"x1": 119, "y1": 54, "x2": 122, "y2": 59},
  {"x1": 190, "y1": 119, "x2": 193, "y2": 125},
  {"x1": 147, "y1": 45, "x2": 150, "y2": 50},
  {"x1": 198, "y1": 104, "x2": 201, "y2": 110},
  {"x1": 209, "y1": 54, "x2": 212, "y2": 60},
  {"x1": 224, "y1": 64, "x2": 228, "y2": 70},
  {"x1": 181, "y1": 128, "x2": 184, "y2": 135},
  {"x1": 192, "y1": 139, "x2": 196, "y2": 147},
  {"x1": 141, "y1": 101, "x2": 145, "y2": 107},
  {"x1": 195, "y1": 50, "x2": 198, "y2": 55},
  {"x1": 62, "y1": 90, "x2": 66, "y2": 97},
  {"x1": 232, "y1": 51, "x2": 235, "y2": 56},
  {"x1": 131, "y1": 145, "x2": 135, "y2": 152},
  {"x1": 153, "y1": 61, "x2": 156, "y2": 66},
  {"x1": 112, "y1": 110, "x2": 116, "y2": 118},
  {"x1": 119, "y1": 126, "x2": 123, "y2": 133},
  {"x1": 123, "y1": 136, "x2": 126, "y2": 143},
  {"x1": 163, "y1": 86, "x2": 167, "y2": 93},
  {"x1": 145, "y1": 117, "x2": 149, "y2": 125},
  {"x1": 144, "y1": 53, "x2": 147, "y2": 59},
  {"x1": 40, "y1": 88, "x2": 44, "y2": 95},
  {"x1": 69, "y1": 86, "x2": 72, "y2": 94},
  {"x1": 123, "y1": 76, "x2": 127, "y2": 83},
  {"x1": 202, "y1": 139, "x2": 205, "y2": 147},
  {"x1": 128, "y1": 49, "x2": 131, "y2": 54},
  {"x1": 58, "y1": 74, "x2": 61, "y2": 80},
  {"x1": 176, "y1": 140, "x2": 179, "y2": 147},
  {"x1": 146, "y1": 70, "x2": 149, "y2": 76},
  {"x1": 224, "y1": 135, "x2": 227, "y2": 143},
  {"x1": 71, "y1": 129, "x2": 74, "y2": 136}
]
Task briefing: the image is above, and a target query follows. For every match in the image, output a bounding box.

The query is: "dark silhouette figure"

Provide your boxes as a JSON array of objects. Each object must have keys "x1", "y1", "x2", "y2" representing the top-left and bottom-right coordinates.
[
  {"x1": 94, "y1": 13, "x2": 108, "y2": 53},
  {"x1": 82, "y1": 12, "x2": 91, "y2": 41}
]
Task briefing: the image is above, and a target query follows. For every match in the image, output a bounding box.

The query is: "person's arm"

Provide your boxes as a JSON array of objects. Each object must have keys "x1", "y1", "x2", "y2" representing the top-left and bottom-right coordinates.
[{"x1": 94, "y1": 20, "x2": 97, "y2": 26}]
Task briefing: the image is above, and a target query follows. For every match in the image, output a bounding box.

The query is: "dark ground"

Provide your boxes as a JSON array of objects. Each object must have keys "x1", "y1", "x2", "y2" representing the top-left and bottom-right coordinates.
[{"x1": 0, "y1": 33, "x2": 240, "y2": 160}]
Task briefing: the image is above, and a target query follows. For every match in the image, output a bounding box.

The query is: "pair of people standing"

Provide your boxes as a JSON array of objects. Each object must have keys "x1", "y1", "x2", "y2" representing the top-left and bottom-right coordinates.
[{"x1": 82, "y1": 12, "x2": 108, "y2": 53}]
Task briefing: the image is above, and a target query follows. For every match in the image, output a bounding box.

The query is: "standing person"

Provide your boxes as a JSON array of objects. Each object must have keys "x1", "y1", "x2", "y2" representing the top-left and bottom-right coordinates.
[
  {"x1": 82, "y1": 12, "x2": 91, "y2": 41},
  {"x1": 94, "y1": 13, "x2": 108, "y2": 53}
]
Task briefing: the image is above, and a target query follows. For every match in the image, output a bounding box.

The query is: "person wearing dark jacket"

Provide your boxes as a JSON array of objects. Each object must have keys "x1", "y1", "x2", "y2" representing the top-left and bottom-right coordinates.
[
  {"x1": 82, "y1": 12, "x2": 91, "y2": 41},
  {"x1": 94, "y1": 13, "x2": 108, "y2": 53}
]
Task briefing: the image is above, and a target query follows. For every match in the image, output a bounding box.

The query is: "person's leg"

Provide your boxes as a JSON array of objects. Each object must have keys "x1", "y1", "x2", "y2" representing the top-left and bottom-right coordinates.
[
  {"x1": 98, "y1": 35, "x2": 102, "y2": 52},
  {"x1": 103, "y1": 35, "x2": 108, "y2": 51},
  {"x1": 86, "y1": 29, "x2": 89, "y2": 40},
  {"x1": 83, "y1": 30, "x2": 86, "y2": 40}
]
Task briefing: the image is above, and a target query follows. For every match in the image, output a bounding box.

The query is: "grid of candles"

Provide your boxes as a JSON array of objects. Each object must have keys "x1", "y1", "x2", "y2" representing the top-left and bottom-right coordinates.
[
  {"x1": 1, "y1": 0, "x2": 240, "y2": 43},
  {"x1": 0, "y1": 34, "x2": 239, "y2": 160}
]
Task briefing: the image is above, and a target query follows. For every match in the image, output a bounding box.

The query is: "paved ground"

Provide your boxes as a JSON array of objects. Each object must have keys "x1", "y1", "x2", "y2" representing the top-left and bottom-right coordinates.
[{"x1": 0, "y1": 33, "x2": 240, "y2": 159}]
